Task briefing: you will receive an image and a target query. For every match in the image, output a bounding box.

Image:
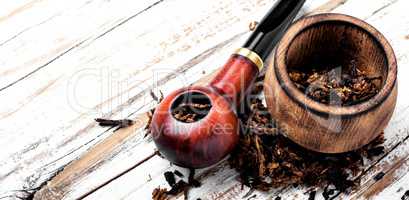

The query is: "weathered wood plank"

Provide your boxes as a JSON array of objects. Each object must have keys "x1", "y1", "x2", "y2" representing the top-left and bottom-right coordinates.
[
  {"x1": 372, "y1": 167, "x2": 409, "y2": 199},
  {"x1": 0, "y1": 0, "x2": 81, "y2": 46},
  {"x1": 351, "y1": 136, "x2": 409, "y2": 199},
  {"x1": 80, "y1": 0, "x2": 409, "y2": 199},
  {"x1": 2, "y1": 0, "x2": 408, "y2": 200},
  {"x1": 0, "y1": 0, "x2": 289, "y2": 199},
  {"x1": 23, "y1": 2, "x2": 342, "y2": 198},
  {"x1": 45, "y1": 0, "x2": 370, "y2": 199},
  {"x1": 0, "y1": 0, "x2": 162, "y2": 90},
  {"x1": 30, "y1": 30, "x2": 255, "y2": 200},
  {"x1": 32, "y1": 113, "x2": 150, "y2": 200}
]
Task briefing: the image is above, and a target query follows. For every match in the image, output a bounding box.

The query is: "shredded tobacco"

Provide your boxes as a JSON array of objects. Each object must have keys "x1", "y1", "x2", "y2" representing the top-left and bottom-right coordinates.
[
  {"x1": 188, "y1": 169, "x2": 201, "y2": 188},
  {"x1": 144, "y1": 108, "x2": 155, "y2": 138},
  {"x1": 229, "y1": 96, "x2": 385, "y2": 199},
  {"x1": 288, "y1": 60, "x2": 382, "y2": 105},
  {"x1": 308, "y1": 190, "x2": 317, "y2": 200},
  {"x1": 95, "y1": 118, "x2": 134, "y2": 128},
  {"x1": 373, "y1": 172, "x2": 385, "y2": 181},
  {"x1": 150, "y1": 90, "x2": 164, "y2": 103},
  {"x1": 174, "y1": 170, "x2": 184, "y2": 178},
  {"x1": 152, "y1": 187, "x2": 169, "y2": 200},
  {"x1": 145, "y1": 90, "x2": 164, "y2": 137},
  {"x1": 164, "y1": 171, "x2": 176, "y2": 187},
  {"x1": 172, "y1": 103, "x2": 211, "y2": 123},
  {"x1": 152, "y1": 169, "x2": 201, "y2": 200}
]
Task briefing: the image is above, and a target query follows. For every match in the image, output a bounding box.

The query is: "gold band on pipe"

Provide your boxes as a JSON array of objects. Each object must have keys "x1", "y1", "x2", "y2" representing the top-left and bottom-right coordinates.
[{"x1": 234, "y1": 48, "x2": 264, "y2": 70}]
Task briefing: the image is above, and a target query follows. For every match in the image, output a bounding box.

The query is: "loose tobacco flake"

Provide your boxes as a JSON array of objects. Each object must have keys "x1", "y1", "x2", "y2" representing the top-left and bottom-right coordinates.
[
  {"x1": 95, "y1": 118, "x2": 134, "y2": 128},
  {"x1": 373, "y1": 172, "x2": 385, "y2": 181},
  {"x1": 164, "y1": 171, "x2": 176, "y2": 187},
  {"x1": 152, "y1": 170, "x2": 201, "y2": 200},
  {"x1": 174, "y1": 170, "x2": 184, "y2": 178},
  {"x1": 152, "y1": 187, "x2": 169, "y2": 200}
]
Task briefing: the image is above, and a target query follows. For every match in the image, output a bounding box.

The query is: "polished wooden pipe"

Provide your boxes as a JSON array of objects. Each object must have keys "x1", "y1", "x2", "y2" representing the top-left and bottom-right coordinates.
[
  {"x1": 151, "y1": 51, "x2": 260, "y2": 168},
  {"x1": 150, "y1": 0, "x2": 305, "y2": 168}
]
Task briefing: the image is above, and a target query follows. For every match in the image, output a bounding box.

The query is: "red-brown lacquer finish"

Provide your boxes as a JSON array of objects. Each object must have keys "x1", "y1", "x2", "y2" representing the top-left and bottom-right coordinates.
[{"x1": 210, "y1": 55, "x2": 259, "y2": 105}]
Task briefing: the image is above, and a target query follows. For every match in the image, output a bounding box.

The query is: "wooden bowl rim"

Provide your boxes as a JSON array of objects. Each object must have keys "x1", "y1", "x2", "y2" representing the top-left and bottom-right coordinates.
[{"x1": 274, "y1": 13, "x2": 397, "y2": 116}]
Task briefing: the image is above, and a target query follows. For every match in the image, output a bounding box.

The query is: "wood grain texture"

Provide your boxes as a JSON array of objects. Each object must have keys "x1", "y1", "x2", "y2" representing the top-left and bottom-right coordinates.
[
  {"x1": 0, "y1": 0, "x2": 163, "y2": 90},
  {"x1": 26, "y1": 0, "x2": 334, "y2": 199},
  {"x1": 85, "y1": 0, "x2": 408, "y2": 199},
  {"x1": 370, "y1": 163, "x2": 409, "y2": 199},
  {"x1": 0, "y1": 0, "x2": 408, "y2": 199},
  {"x1": 0, "y1": 0, "x2": 286, "y2": 199},
  {"x1": 353, "y1": 137, "x2": 409, "y2": 199},
  {"x1": 0, "y1": 0, "x2": 60, "y2": 43},
  {"x1": 56, "y1": 0, "x2": 397, "y2": 199},
  {"x1": 33, "y1": 113, "x2": 149, "y2": 199}
]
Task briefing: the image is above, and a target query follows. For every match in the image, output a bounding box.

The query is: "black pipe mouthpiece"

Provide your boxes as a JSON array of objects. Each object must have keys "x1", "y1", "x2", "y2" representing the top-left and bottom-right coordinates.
[{"x1": 243, "y1": 0, "x2": 306, "y2": 61}]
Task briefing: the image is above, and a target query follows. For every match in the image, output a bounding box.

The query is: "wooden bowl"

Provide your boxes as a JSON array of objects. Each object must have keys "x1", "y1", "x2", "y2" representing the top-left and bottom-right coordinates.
[{"x1": 264, "y1": 13, "x2": 398, "y2": 153}]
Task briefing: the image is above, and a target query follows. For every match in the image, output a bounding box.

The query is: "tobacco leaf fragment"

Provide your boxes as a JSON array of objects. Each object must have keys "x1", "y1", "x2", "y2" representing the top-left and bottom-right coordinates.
[
  {"x1": 150, "y1": 90, "x2": 164, "y2": 103},
  {"x1": 373, "y1": 172, "x2": 385, "y2": 181},
  {"x1": 174, "y1": 170, "x2": 184, "y2": 178},
  {"x1": 249, "y1": 21, "x2": 259, "y2": 31},
  {"x1": 188, "y1": 169, "x2": 201, "y2": 188},
  {"x1": 144, "y1": 109, "x2": 155, "y2": 138},
  {"x1": 152, "y1": 170, "x2": 201, "y2": 200},
  {"x1": 152, "y1": 187, "x2": 169, "y2": 200},
  {"x1": 164, "y1": 171, "x2": 176, "y2": 187},
  {"x1": 167, "y1": 180, "x2": 189, "y2": 195},
  {"x1": 95, "y1": 118, "x2": 134, "y2": 128},
  {"x1": 308, "y1": 190, "x2": 316, "y2": 200},
  {"x1": 151, "y1": 180, "x2": 189, "y2": 200},
  {"x1": 145, "y1": 90, "x2": 164, "y2": 137}
]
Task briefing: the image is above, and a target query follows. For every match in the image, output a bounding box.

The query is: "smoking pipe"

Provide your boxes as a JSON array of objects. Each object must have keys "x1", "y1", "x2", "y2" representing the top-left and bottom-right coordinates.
[{"x1": 150, "y1": 0, "x2": 305, "y2": 168}]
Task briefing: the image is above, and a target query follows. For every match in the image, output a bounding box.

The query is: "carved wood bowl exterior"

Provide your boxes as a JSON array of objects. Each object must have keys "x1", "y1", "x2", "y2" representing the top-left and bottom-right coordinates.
[{"x1": 264, "y1": 13, "x2": 398, "y2": 153}]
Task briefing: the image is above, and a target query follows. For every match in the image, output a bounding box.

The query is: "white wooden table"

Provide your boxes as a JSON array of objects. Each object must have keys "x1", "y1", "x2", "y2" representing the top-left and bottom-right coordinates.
[{"x1": 0, "y1": 0, "x2": 408, "y2": 199}]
